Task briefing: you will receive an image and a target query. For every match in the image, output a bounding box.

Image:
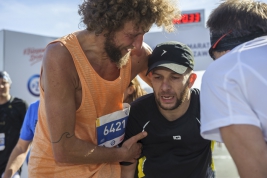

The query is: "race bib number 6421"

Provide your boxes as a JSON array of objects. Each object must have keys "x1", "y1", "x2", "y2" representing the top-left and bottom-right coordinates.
[{"x1": 96, "y1": 103, "x2": 130, "y2": 147}]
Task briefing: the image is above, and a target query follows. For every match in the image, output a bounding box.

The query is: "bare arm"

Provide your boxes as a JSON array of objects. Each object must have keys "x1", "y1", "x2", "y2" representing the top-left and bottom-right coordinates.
[
  {"x1": 138, "y1": 69, "x2": 152, "y2": 87},
  {"x1": 3, "y1": 139, "x2": 31, "y2": 178},
  {"x1": 220, "y1": 125, "x2": 267, "y2": 178},
  {"x1": 121, "y1": 162, "x2": 137, "y2": 178},
  {"x1": 42, "y1": 43, "x2": 147, "y2": 164}
]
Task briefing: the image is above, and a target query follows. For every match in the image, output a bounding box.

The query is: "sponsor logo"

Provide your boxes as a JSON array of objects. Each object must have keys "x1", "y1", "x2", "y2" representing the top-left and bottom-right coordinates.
[
  {"x1": 27, "y1": 74, "x2": 40, "y2": 97},
  {"x1": 100, "y1": 138, "x2": 105, "y2": 143},
  {"x1": 110, "y1": 140, "x2": 115, "y2": 146},
  {"x1": 173, "y1": 135, "x2": 181, "y2": 140},
  {"x1": 24, "y1": 48, "x2": 45, "y2": 66},
  {"x1": 161, "y1": 50, "x2": 167, "y2": 56}
]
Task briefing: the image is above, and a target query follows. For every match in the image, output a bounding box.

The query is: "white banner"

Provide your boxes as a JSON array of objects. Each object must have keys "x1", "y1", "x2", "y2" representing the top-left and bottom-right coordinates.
[{"x1": 2, "y1": 30, "x2": 57, "y2": 105}]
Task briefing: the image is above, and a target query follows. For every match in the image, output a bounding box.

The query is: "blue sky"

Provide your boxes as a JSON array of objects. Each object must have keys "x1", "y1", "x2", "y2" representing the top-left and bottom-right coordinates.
[{"x1": 1, "y1": 0, "x2": 267, "y2": 37}]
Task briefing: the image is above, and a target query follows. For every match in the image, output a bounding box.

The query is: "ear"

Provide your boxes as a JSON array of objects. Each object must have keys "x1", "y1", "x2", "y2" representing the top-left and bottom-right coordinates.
[
  {"x1": 127, "y1": 85, "x2": 135, "y2": 95},
  {"x1": 188, "y1": 73, "x2": 197, "y2": 88},
  {"x1": 147, "y1": 72, "x2": 152, "y2": 80}
]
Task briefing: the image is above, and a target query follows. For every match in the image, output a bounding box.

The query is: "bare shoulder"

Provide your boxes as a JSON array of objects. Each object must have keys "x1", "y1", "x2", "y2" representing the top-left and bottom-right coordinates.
[
  {"x1": 43, "y1": 42, "x2": 72, "y2": 67},
  {"x1": 130, "y1": 42, "x2": 152, "y2": 79},
  {"x1": 41, "y1": 41, "x2": 78, "y2": 90}
]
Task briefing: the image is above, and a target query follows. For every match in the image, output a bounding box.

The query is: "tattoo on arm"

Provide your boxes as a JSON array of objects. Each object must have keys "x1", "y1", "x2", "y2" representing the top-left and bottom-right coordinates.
[{"x1": 51, "y1": 132, "x2": 74, "y2": 143}]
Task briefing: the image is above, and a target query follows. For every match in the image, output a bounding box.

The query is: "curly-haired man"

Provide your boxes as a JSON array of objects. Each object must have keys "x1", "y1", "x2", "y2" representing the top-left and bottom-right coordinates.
[{"x1": 28, "y1": 0, "x2": 180, "y2": 177}]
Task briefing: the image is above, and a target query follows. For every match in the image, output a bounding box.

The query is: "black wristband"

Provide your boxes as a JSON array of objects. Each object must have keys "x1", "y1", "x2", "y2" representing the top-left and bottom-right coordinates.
[{"x1": 119, "y1": 161, "x2": 134, "y2": 166}]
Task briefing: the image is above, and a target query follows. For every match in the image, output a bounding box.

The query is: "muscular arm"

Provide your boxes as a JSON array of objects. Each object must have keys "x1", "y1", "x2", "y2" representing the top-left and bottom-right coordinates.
[
  {"x1": 121, "y1": 162, "x2": 137, "y2": 178},
  {"x1": 3, "y1": 139, "x2": 31, "y2": 178},
  {"x1": 220, "y1": 125, "x2": 267, "y2": 178},
  {"x1": 42, "y1": 42, "x2": 146, "y2": 164}
]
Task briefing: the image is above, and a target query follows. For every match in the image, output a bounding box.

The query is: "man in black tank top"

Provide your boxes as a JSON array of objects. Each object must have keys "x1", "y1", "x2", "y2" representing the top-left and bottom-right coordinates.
[
  {"x1": 0, "y1": 71, "x2": 28, "y2": 177},
  {"x1": 121, "y1": 42, "x2": 215, "y2": 178}
]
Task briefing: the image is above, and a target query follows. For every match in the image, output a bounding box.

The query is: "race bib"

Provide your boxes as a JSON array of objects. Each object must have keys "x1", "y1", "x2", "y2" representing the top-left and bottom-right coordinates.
[
  {"x1": 0, "y1": 133, "x2": 5, "y2": 151},
  {"x1": 96, "y1": 103, "x2": 130, "y2": 147}
]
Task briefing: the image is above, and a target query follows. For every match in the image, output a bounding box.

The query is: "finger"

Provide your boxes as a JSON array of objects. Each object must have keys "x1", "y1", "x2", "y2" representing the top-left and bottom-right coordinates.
[
  {"x1": 131, "y1": 131, "x2": 147, "y2": 143},
  {"x1": 124, "y1": 132, "x2": 147, "y2": 147}
]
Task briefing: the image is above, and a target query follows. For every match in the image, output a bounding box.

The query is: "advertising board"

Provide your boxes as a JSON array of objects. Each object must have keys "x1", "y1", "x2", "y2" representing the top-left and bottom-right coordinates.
[{"x1": 0, "y1": 30, "x2": 56, "y2": 104}]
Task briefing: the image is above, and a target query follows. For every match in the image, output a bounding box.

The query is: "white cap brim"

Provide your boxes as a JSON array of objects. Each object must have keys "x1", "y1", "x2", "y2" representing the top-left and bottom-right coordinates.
[{"x1": 158, "y1": 63, "x2": 187, "y2": 74}]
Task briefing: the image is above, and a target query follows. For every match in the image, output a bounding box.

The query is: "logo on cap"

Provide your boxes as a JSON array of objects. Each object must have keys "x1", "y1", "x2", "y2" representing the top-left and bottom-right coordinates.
[{"x1": 161, "y1": 50, "x2": 167, "y2": 56}]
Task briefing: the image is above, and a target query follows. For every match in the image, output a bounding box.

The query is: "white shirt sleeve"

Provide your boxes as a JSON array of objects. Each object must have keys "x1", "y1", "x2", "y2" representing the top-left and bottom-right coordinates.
[{"x1": 200, "y1": 63, "x2": 261, "y2": 142}]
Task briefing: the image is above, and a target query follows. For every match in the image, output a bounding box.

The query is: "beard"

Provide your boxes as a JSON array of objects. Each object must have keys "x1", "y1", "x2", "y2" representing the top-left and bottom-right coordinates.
[
  {"x1": 104, "y1": 34, "x2": 130, "y2": 69},
  {"x1": 155, "y1": 80, "x2": 190, "y2": 111}
]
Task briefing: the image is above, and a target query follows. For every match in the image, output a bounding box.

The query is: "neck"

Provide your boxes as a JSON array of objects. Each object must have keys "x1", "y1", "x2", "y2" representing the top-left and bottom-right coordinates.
[
  {"x1": 75, "y1": 30, "x2": 120, "y2": 81},
  {"x1": 159, "y1": 91, "x2": 191, "y2": 121},
  {"x1": 0, "y1": 94, "x2": 11, "y2": 105},
  {"x1": 76, "y1": 30, "x2": 107, "y2": 57}
]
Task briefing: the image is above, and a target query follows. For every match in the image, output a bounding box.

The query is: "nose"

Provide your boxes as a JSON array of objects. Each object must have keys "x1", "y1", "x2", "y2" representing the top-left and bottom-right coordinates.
[
  {"x1": 132, "y1": 34, "x2": 144, "y2": 50},
  {"x1": 161, "y1": 80, "x2": 171, "y2": 91}
]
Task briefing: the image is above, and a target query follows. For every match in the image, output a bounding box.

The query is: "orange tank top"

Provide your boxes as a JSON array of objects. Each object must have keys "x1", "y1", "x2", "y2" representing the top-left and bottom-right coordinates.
[{"x1": 28, "y1": 33, "x2": 131, "y2": 178}]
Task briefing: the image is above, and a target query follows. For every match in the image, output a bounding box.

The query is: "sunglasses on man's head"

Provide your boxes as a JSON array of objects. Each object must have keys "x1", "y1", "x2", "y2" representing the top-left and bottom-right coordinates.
[{"x1": 209, "y1": 31, "x2": 232, "y2": 60}]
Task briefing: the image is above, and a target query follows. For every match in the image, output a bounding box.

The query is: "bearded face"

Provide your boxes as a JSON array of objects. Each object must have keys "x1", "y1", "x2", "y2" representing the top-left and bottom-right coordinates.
[
  {"x1": 104, "y1": 34, "x2": 130, "y2": 68},
  {"x1": 155, "y1": 80, "x2": 190, "y2": 111}
]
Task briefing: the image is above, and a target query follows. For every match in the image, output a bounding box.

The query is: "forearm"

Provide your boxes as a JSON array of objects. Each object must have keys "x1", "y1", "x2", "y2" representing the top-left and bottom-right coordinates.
[
  {"x1": 139, "y1": 71, "x2": 152, "y2": 87},
  {"x1": 3, "y1": 147, "x2": 29, "y2": 178},
  {"x1": 121, "y1": 162, "x2": 137, "y2": 178},
  {"x1": 220, "y1": 125, "x2": 267, "y2": 178},
  {"x1": 52, "y1": 131, "x2": 146, "y2": 165},
  {"x1": 230, "y1": 143, "x2": 267, "y2": 178},
  {"x1": 52, "y1": 135, "x2": 126, "y2": 164}
]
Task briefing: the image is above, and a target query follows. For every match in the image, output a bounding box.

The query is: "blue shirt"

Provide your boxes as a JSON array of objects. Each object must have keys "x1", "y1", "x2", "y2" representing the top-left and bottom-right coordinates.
[
  {"x1": 19, "y1": 100, "x2": 39, "y2": 163},
  {"x1": 20, "y1": 100, "x2": 39, "y2": 141}
]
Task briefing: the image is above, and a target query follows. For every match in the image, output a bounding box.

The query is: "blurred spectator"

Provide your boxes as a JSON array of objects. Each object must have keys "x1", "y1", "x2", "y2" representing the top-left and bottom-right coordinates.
[
  {"x1": 0, "y1": 71, "x2": 28, "y2": 178},
  {"x1": 2, "y1": 100, "x2": 39, "y2": 178},
  {"x1": 123, "y1": 77, "x2": 147, "y2": 104}
]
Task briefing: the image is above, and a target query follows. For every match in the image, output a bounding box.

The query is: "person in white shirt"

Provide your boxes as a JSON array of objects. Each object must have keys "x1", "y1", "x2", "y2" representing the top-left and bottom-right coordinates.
[{"x1": 200, "y1": 0, "x2": 267, "y2": 178}]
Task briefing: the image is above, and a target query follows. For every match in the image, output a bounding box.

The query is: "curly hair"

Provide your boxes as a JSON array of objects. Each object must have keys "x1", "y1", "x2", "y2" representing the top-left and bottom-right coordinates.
[
  {"x1": 78, "y1": 0, "x2": 181, "y2": 35},
  {"x1": 207, "y1": 0, "x2": 267, "y2": 37}
]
